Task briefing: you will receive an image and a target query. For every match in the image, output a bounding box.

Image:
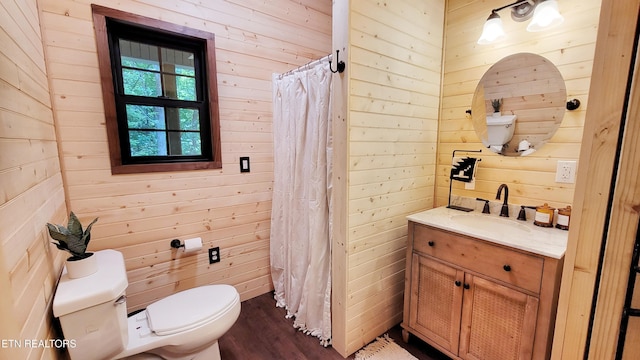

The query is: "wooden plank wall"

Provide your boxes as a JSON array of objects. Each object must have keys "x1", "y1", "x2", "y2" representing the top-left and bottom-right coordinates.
[
  {"x1": 439, "y1": 0, "x2": 602, "y2": 210},
  {"x1": 330, "y1": 0, "x2": 349, "y2": 356},
  {"x1": 338, "y1": 0, "x2": 445, "y2": 356},
  {"x1": 553, "y1": 0, "x2": 640, "y2": 358},
  {"x1": 0, "y1": 0, "x2": 68, "y2": 359},
  {"x1": 589, "y1": 22, "x2": 640, "y2": 358},
  {"x1": 37, "y1": 0, "x2": 332, "y2": 312}
]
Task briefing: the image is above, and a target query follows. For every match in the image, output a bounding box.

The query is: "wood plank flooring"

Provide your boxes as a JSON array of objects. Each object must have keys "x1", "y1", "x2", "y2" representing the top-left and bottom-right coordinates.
[{"x1": 218, "y1": 291, "x2": 450, "y2": 359}]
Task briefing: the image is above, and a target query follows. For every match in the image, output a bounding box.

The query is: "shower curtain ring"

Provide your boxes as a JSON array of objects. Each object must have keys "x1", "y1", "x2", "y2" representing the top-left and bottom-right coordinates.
[{"x1": 329, "y1": 50, "x2": 345, "y2": 73}]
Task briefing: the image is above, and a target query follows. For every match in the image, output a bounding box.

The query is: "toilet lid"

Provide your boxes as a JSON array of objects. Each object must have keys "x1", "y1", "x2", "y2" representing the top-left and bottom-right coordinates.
[{"x1": 145, "y1": 284, "x2": 239, "y2": 336}]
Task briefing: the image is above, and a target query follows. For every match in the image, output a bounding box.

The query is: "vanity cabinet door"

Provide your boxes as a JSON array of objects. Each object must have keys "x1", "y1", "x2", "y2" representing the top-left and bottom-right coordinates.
[
  {"x1": 409, "y1": 253, "x2": 464, "y2": 355},
  {"x1": 459, "y1": 275, "x2": 539, "y2": 360}
]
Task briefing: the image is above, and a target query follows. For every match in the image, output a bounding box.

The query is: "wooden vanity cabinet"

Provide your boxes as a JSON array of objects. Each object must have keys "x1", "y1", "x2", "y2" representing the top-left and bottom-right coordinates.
[{"x1": 402, "y1": 221, "x2": 564, "y2": 360}]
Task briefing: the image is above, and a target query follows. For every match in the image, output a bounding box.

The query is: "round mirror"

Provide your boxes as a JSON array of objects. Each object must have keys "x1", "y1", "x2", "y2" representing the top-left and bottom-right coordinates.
[{"x1": 471, "y1": 53, "x2": 567, "y2": 156}]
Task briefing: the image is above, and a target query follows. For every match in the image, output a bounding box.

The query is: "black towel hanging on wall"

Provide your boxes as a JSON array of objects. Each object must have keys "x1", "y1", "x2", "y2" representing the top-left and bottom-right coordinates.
[
  {"x1": 451, "y1": 157, "x2": 480, "y2": 182},
  {"x1": 447, "y1": 149, "x2": 482, "y2": 212}
]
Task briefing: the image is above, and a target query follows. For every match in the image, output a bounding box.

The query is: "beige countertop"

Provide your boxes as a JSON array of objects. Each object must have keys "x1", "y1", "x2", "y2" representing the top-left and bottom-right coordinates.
[{"x1": 407, "y1": 206, "x2": 568, "y2": 259}]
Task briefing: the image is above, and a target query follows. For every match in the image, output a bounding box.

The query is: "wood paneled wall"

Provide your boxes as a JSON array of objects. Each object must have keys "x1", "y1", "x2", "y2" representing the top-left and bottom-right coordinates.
[
  {"x1": 37, "y1": 0, "x2": 332, "y2": 311},
  {"x1": 331, "y1": 0, "x2": 445, "y2": 356},
  {"x1": 330, "y1": 0, "x2": 349, "y2": 355},
  {"x1": 553, "y1": 0, "x2": 640, "y2": 358},
  {"x1": 0, "y1": 0, "x2": 68, "y2": 358},
  {"x1": 438, "y1": 0, "x2": 601, "y2": 209}
]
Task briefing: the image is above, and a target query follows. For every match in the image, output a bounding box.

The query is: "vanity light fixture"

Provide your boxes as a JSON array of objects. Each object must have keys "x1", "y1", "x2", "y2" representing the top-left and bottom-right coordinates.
[{"x1": 477, "y1": 0, "x2": 564, "y2": 45}]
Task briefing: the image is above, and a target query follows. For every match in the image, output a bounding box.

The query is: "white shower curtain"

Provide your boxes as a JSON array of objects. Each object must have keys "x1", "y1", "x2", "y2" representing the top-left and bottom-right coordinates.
[{"x1": 270, "y1": 60, "x2": 332, "y2": 345}]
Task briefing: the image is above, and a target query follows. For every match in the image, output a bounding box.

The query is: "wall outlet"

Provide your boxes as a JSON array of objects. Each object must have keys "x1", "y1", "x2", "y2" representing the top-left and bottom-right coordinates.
[
  {"x1": 555, "y1": 160, "x2": 577, "y2": 183},
  {"x1": 208, "y1": 247, "x2": 220, "y2": 264}
]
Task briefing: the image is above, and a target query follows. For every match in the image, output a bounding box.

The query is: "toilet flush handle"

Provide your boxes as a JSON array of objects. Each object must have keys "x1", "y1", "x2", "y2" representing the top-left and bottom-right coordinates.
[{"x1": 114, "y1": 294, "x2": 127, "y2": 306}]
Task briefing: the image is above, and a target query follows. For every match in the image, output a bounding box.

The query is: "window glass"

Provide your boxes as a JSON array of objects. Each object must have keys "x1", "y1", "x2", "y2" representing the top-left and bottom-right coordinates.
[
  {"x1": 126, "y1": 105, "x2": 165, "y2": 129},
  {"x1": 128, "y1": 130, "x2": 167, "y2": 157},
  {"x1": 125, "y1": 105, "x2": 202, "y2": 157},
  {"x1": 175, "y1": 108, "x2": 200, "y2": 131},
  {"x1": 180, "y1": 132, "x2": 202, "y2": 155},
  {"x1": 115, "y1": 35, "x2": 205, "y2": 161},
  {"x1": 119, "y1": 39, "x2": 197, "y2": 101}
]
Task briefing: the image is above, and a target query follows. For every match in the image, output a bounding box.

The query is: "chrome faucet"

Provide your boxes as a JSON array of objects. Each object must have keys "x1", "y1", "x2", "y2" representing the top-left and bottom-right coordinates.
[{"x1": 496, "y1": 184, "x2": 509, "y2": 217}]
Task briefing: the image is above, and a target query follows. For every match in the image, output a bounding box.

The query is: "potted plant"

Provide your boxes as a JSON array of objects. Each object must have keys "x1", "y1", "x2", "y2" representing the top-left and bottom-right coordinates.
[
  {"x1": 491, "y1": 98, "x2": 503, "y2": 116},
  {"x1": 47, "y1": 212, "x2": 99, "y2": 279}
]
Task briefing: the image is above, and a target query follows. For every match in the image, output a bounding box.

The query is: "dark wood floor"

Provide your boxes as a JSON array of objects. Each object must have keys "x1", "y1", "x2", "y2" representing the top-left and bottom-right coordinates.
[{"x1": 218, "y1": 292, "x2": 450, "y2": 360}]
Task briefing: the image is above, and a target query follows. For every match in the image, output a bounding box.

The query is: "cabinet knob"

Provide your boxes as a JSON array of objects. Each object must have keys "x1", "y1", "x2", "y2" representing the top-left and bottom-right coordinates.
[
  {"x1": 503, "y1": 265, "x2": 511, "y2": 272},
  {"x1": 463, "y1": 283, "x2": 470, "y2": 290},
  {"x1": 455, "y1": 280, "x2": 462, "y2": 287},
  {"x1": 428, "y1": 241, "x2": 435, "y2": 247}
]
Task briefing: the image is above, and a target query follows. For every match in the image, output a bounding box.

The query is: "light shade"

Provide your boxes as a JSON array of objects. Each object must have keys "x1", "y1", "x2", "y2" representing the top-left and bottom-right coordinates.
[
  {"x1": 477, "y1": 12, "x2": 507, "y2": 45},
  {"x1": 527, "y1": 0, "x2": 564, "y2": 32}
]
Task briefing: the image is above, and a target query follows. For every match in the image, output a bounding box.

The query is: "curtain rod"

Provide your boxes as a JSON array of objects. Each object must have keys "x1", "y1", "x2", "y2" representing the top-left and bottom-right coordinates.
[{"x1": 278, "y1": 53, "x2": 332, "y2": 79}]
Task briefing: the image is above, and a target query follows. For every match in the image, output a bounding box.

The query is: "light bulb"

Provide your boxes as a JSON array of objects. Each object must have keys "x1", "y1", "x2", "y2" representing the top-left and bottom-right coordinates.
[
  {"x1": 527, "y1": 0, "x2": 564, "y2": 32},
  {"x1": 477, "y1": 12, "x2": 507, "y2": 45}
]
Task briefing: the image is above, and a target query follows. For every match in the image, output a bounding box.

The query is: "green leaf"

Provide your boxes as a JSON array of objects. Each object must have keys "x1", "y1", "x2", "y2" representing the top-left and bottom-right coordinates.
[
  {"x1": 52, "y1": 241, "x2": 70, "y2": 252},
  {"x1": 82, "y1": 217, "x2": 98, "y2": 246},
  {"x1": 47, "y1": 223, "x2": 70, "y2": 242},
  {"x1": 67, "y1": 212, "x2": 83, "y2": 236},
  {"x1": 64, "y1": 234, "x2": 85, "y2": 256},
  {"x1": 84, "y1": 217, "x2": 98, "y2": 235}
]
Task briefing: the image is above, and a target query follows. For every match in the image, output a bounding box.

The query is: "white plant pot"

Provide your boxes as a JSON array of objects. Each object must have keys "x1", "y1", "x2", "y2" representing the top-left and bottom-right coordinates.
[{"x1": 65, "y1": 253, "x2": 98, "y2": 279}]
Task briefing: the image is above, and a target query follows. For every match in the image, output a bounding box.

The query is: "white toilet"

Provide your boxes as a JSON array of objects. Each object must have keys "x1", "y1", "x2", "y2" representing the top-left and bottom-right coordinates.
[
  {"x1": 53, "y1": 250, "x2": 241, "y2": 360},
  {"x1": 486, "y1": 114, "x2": 517, "y2": 152}
]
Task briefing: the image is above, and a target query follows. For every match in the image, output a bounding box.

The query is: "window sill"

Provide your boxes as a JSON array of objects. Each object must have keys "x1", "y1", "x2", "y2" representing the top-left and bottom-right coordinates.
[{"x1": 110, "y1": 161, "x2": 222, "y2": 175}]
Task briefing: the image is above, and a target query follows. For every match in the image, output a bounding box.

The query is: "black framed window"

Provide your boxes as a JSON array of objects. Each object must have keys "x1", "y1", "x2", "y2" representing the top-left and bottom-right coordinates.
[{"x1": 93, "y1": 5, "x2": 221, "y2": 174}]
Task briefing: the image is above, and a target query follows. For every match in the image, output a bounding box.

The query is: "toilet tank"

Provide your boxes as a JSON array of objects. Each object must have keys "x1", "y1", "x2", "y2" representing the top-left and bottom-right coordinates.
[
  {"x1": 53, "y1": 250, "x2": 129, "y2": 360},
  {"x1": 486, "y1": 114, "x2": 517, "y2": 146}
]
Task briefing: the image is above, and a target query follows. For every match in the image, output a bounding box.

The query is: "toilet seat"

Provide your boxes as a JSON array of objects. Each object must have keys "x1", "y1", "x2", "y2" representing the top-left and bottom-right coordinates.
[
  {"x1": 115, "y1": 284, "x2": 241, "y2": 359},
  {"x1": 146, "y1": 285, "x2": 239, "y2": 336}
]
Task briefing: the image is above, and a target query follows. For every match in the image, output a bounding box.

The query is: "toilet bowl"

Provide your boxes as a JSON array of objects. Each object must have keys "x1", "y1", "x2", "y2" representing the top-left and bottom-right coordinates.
[{"x1": 53, "y1": 250, "x2": 240, "y2": 360}]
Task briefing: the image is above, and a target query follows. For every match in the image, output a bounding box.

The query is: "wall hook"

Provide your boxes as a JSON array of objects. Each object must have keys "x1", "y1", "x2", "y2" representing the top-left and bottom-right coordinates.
[
  {"x1": 566, "y1": 98, "x2": 581, "y2": 110},
  {"x1": 329, "y1": 50, "x2": 345, "y2": 73}
]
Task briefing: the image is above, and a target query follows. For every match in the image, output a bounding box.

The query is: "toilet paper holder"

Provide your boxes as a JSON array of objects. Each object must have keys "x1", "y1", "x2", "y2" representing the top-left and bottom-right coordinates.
[
  {"x1": 170, "y1": 238, "x2": 203, "y2": 253},
  {"x1": 170, "y1": 239, "x2": 184, "y2": 249}
]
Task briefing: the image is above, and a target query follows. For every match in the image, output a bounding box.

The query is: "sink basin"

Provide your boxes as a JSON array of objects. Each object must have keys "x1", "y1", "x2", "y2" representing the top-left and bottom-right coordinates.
[{"x1": 450, "y1": 214, "x2": 531, "y2": 233}]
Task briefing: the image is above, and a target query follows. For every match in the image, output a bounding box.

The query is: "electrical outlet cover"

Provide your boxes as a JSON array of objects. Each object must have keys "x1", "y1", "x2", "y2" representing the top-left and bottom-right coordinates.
[
  {"x1": 208, "y1": 247, "x2": 220, "y2": 264},
  {"x1": 555, "y1": 160, "x2": 577, "y2": 183},
  {"x1": 240, "y1": 157, "x2": 250, "y2": 173}
]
